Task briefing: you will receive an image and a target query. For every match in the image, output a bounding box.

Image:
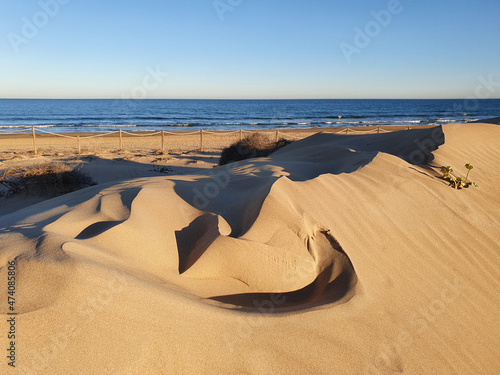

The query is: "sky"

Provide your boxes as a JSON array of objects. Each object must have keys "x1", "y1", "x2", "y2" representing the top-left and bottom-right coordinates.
[{"x1": 0, "y1": 0, "x2": 499, "y2": 99}]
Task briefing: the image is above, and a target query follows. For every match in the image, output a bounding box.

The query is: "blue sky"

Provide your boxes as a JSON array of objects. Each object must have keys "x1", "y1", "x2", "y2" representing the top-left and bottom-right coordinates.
[{"x1": 1, "y1": 0, "x2": 499, "y2": 99}]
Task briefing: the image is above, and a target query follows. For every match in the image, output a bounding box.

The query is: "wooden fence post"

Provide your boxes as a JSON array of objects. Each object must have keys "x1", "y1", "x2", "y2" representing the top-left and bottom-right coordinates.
[
  {"x1": 200, "y1": 129, "x2": 204, "y2": 151},
  {"x1": 240, "y1": 129, "x2": 243, "y2": 141},
  {"x1": 77, "y1": 136, "x2": 81, "y2": 155},
  {"x1": 31, "y1": 126, "x2": 37, "y2": 155},
  {"x1": 377, "y1": 126, "x2": 381, "y2": 134},
  {"x1": 119, "y1": 129, "x2": 123, "y2": 150},
  {"x1": 161, "y1": 129, "x2": 165, "y2": 152},
  {"x1": 275, "y1": 130, "x2": 279, "y2": 143},
  {"x1": 345, "y1": 127, "x2": 348, "y2": 134}
]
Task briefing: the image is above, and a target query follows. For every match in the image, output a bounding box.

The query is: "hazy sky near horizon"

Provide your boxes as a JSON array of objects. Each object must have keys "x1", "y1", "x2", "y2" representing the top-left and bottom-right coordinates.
[{"x1": 1, "y1": 0, "x2": 499, "y2": 99}]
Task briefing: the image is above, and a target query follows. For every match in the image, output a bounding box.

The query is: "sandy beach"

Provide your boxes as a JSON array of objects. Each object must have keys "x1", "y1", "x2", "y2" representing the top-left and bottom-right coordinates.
[
  {"x1": 1, "y1": 121, "x2": 499, "y2": 374},
  {"x1": 0, "y1": 126, "x2": 431, "y2": 215}
]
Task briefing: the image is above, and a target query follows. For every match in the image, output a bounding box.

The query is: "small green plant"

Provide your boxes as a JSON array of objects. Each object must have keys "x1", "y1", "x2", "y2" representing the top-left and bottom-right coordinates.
[
  {"x1": 465, "y1": 163, "x2": 473, "y2": 183},
  {"x1": 440, "y1": 163, "x2": 477, "y2": 189}
]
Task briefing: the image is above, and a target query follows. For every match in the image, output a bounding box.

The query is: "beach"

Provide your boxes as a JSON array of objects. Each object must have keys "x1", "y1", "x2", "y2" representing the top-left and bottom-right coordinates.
[
  {"x1": 0, "y1": 126, "x2": 433, "y2": 214},
  {"x1": 1, "y1": 121, "x2": 499, "y2": 374},
  {"x1": 0, "y1": 125, "x2": 433, "y2": 154}
]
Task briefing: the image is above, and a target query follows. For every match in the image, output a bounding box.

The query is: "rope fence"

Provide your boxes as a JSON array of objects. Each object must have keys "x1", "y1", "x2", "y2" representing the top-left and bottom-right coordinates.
[
  {"x1": 0, "y1": 125, "x2": 418, "y2": 156},
  {"x1": 0, "y1": 128, "x2": 32, "y2": 134}
]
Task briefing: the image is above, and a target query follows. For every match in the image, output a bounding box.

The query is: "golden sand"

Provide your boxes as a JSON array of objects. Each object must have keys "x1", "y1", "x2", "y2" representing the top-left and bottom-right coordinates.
[{"x1": 1, "y1": 123, "x2": 499, "y2": 374}]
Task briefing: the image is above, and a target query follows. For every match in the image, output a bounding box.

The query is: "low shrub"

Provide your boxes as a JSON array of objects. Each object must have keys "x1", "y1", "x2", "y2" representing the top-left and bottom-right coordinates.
[
  {"x1": 219, "y1": 133, "x2": 293, "y2": 166},
  {"x1": 0, "y1": 163, "x2": 96, "y2": 197}
]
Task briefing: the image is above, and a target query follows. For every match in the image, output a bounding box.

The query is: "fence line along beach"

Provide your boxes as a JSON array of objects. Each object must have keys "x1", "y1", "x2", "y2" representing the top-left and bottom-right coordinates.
[
  {"x1": 0, "y1": 125, "x2": 436, "y2": 155},
  {"x1": 1, "y1": 99, "x2": 497, "y2": 156}
]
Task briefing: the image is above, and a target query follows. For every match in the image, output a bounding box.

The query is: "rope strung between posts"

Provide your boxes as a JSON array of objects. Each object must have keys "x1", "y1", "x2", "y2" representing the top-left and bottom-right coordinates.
[
  {"x1": 1, "y1": 126, "x2": 413, "y2": 137},
  {"x1": 34, "y1": 128, "x2": 120, "y2": 139},
  {"x1": 241, "y1": 129, "x2": 275, "y2": 134},
  {"x1": 0, "y1": 128, "x2": 32, "y2": 134},
  {"x1": 79, "y1": 131, "x2": 120, "y2": 139},
  {"x1": 321, "y1": 129, "x2": 351, "y2": 134},
  {"x1": 162, "y1": 131, "x2": 201, "y2": 136},
  {"x1": 35, "y1": 128, "x2": 80, "y2": 139},
  {"x1": 121, "y1": 130, "x2": 162, "y2": 137},
  {"x1": 4, "y1": 125, "x2": 422, "y2": 156},
  {"x1": 203, "y1": 130, "x2": 241, "y2": 135}
]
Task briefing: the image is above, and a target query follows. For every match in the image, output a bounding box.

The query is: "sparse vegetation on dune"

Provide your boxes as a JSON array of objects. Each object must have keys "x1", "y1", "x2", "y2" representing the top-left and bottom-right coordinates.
[
  {"x1": 218, "y1": 133, "x2": 294, "y2": 166},
  {"x1": 440, "y1": 163, "x2": 477, "y2": 189},
  {"x1": 0, "y1": 163, "x2": 96, "y2": 197}
]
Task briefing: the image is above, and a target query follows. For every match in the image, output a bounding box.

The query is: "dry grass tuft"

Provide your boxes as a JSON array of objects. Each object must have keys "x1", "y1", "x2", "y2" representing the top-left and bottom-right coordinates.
[
  {"x1": 0, "y1": 163, "x2": 96, "y2": 197},
  {"x1": 219, "y1": 133, "x2": 293, "y2": 166}
]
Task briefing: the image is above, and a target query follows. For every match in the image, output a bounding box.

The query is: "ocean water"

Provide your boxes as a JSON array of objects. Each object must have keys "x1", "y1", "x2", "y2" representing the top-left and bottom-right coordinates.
[{"x1": 0, "y1": 99, "x2": 498, "y2": 133}]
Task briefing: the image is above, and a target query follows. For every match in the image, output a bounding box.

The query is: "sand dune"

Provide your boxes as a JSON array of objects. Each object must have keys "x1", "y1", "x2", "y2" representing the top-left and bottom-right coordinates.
[{"x1": 1, "y1": 123, "x2": 499, "y2": 374}]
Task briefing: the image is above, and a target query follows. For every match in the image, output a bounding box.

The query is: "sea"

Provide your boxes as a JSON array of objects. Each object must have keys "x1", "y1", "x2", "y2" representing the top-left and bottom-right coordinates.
[{"x1": 0, "y1": 99, "x2": 498, "y2": 134}]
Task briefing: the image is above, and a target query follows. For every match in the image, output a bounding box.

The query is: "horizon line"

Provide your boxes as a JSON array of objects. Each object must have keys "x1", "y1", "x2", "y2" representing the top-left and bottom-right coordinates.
[{"x1": 1, "y1": 97, "x2": 500, "y2": 101}]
